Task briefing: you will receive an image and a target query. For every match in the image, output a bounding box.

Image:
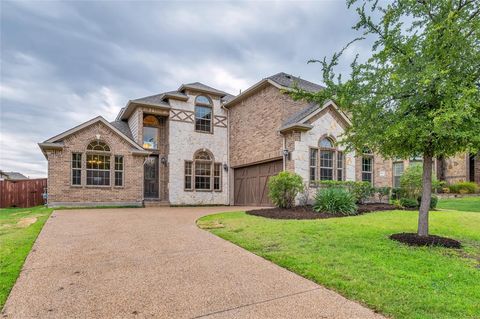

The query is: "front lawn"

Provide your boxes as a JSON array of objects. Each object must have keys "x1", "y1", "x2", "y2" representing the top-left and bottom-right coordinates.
[
  {"x1": 198, "y1": 210, "x2": 480, "y2": 319},
  {"x1": 437, "y1": 196, "x2": 480, "y2": 212},
  {"x1": 0, "y1": 206, "x2": 53, "y2": 309}
]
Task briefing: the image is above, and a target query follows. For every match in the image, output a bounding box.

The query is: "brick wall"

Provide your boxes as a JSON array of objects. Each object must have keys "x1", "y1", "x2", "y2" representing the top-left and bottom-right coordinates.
[
  {"x1": 46, "y1": 122, "x2": 145, "y2": 206},
  {"x1": 229, "y1": 84, "x2": 309, "y2": 167}
]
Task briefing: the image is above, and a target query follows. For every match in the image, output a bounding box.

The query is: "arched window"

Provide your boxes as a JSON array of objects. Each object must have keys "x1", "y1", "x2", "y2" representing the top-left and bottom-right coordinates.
[
  {"x1": 86, "y1": 140, "x2": 111, "y2": 186},
  {"x1": 143, "y1": 115, "x2": 160, "y2": 149},
  {"x1": 184, "y1": 149, "x2": 221, "y2": 191},
  {"x1": 309, "y1": 136, "x2": 345, "y2": 184},
  {"x1": 195, "y1": 95, "x2": 213, "y2": 133},
  {"x1": 87, "y1": 141, "x2": 110, "y2": 152}
]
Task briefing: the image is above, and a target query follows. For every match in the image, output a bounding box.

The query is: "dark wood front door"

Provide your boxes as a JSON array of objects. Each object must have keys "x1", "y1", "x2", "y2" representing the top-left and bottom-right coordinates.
[
  {"x1": 144, "y1": 157, "x2": 159, "y2": 198},
  {"x1": 234, "y1": 160, "x2": 283, "y2": 206}
]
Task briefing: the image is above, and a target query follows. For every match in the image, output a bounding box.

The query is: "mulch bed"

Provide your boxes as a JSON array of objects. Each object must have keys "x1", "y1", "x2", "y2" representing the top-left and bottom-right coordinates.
[
  {"x1": 246, "y1": 203, "x2": 402, "y2": 220},
  {"x1": 390, "y1": 233, "x2": 461, "y2": 248}
]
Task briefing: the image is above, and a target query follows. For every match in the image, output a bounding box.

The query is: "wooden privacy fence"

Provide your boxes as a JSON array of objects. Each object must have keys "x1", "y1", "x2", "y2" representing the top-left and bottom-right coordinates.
[{"x1": 0, "y1": 178, "x2": 47, "y2": 208}]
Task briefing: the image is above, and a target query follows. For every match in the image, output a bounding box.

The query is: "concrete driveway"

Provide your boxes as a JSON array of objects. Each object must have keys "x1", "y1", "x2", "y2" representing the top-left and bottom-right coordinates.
[{"x1": 2, "y1": 207, "x2": 383, "y2": 318}]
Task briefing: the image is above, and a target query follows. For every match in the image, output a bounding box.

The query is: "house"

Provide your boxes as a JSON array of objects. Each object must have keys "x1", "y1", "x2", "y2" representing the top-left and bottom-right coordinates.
[
  {"x1": 39, "y1": 72, "x2": 480, "y2": 207},
  {"x1": 0, "y1": 171, "x2": 29, "y2": 181}
]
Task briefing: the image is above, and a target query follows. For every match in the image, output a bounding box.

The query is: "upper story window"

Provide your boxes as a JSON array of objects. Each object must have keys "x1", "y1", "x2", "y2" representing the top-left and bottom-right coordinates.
[
  {"x1": 195, "y1": 95, "x2": 212, "y2": 133},
  {"x1": 143, "y1": 115, "x2": 160, "y2": 149}
]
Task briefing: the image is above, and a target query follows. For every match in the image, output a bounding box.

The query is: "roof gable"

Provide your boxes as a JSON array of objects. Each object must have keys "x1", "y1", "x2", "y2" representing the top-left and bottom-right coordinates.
[
  {"x1": 279, "y1": 100, "x2": 351, "y2": 133},
  {"x1": 42, "y1": 116, "x2": 144, "y2": 151},
  {"x1": 224, "y1": 72, "x2": 324, "y2": 108}
]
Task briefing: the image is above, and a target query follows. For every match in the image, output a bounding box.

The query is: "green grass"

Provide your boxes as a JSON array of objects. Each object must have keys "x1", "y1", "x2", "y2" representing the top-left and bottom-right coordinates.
[
  {"x1": 0, "y1": 206, "x2": 53, "y2": 309},
  {"x1": 437, "y1": 196, "x2": 480, "y2": 212},
  {"x1": 198, "y1": 210, "x2": 480, "y2": 319}
]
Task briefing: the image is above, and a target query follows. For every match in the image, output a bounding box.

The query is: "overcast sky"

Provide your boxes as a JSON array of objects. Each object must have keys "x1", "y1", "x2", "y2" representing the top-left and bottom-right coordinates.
[{"x1": 0, "y1": 0, "x2": 372, "y2": 178}]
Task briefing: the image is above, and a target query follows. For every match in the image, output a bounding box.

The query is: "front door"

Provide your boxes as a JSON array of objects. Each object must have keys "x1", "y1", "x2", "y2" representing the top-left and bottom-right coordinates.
[{"x1": 144, "y1": 156, "x2": 159, "y2": 198}]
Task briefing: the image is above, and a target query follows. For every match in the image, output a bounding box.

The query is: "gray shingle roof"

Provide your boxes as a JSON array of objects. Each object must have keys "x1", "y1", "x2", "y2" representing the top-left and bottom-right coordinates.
[
  {"x1": 110, "y1": 120, "x2": 134, "y2": 141},
  {"x1": 131, "y1": 93, "x2": 171, "y2": 107},
  {"x1": 268, "y1": 72, "x2": 324, "y2": 92},
  {"x1": 280, "y1": 102, "x2": 320, "y2": 130},
  {"x1": 180, "y1": 82, "x2": 229, "y2": 96}
]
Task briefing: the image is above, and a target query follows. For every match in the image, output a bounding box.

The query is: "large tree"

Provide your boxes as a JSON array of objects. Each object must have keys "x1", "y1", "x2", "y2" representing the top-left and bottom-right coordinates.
[{"x1": 291, "y1": 0, "x2": 480, "y2": 236}]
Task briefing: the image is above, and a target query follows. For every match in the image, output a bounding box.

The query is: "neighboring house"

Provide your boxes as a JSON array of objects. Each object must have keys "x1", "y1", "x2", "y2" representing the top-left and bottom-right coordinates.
[
  {"x1": 0, "y1": 171, "x2": 28, "y2": 181},
  {"x1": 39, "y1": 72, "x2": 480, "y2": 207}
]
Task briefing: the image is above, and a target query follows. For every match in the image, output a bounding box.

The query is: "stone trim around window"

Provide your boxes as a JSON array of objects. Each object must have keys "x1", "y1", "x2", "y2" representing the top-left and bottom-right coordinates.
[
  {"x1": 184, "y1": 149, "x2": 222, "y2": 192},
  {"x1": 309, "y1": 136, "x2": 346, "y2": 186}
]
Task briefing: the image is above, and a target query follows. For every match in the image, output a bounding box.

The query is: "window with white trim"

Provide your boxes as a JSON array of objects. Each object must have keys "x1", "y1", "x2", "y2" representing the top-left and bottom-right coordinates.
[
  {"x1": 309, "y1": 148, "x2": 318, "y2": 184},
  {"x1": 86, "y1": 141, "x2": 111, "y2": 186},
  {"x1": 72, "y1": 153, "x2": 82, "y2": 185},
  {"x1": 337, "y1": 151, "x2": 344, "y2": 181},
  {"x1": 393, "y1": 161, "x2": 404, "y2": 188},
  {"x1": 195, "y1": 96, "x2": 212, "y2": 133},
  {"x1": 361, "y1": 155, "x2": 373, "y2": 184},
  {"x1": 184, "y1": 150, "x2": 222, "y2": 191},
  {"x1": 114, "y1": 155, "x2": 124, "y2": 187}
]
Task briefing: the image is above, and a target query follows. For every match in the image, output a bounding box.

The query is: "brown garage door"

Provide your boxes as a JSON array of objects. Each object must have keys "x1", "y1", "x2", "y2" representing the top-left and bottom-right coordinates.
[{"x1": 234, "y1": 160, "x2": 283, "y2": 206}]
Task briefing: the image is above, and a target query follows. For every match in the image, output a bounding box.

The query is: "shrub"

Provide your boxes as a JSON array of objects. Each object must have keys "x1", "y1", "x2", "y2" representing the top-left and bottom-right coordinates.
[
  {"x1": 313, "y1": 188, "x2": 357, "y2": 215},
  {"x1": 375, "y1": 187, "x2": 391, "y2": 202},
  {"x1": 400, "y1": 164, "x2": 440, "y2": 198},
  {"x1": 416, "y1": 195, "x2": 438, "y2": 209},
  {"x1": 399, "y1": 197, "x2": 419, "y2": 208},
  {"x1": 448, "y1": 181, "x2": 478, "y2": 194},
  {"x1": 267, "y1": 171, "x2": 304, "y2": 208},
  {"x1": 317, "y1": 180, "x2": 374, "y2": 204}
]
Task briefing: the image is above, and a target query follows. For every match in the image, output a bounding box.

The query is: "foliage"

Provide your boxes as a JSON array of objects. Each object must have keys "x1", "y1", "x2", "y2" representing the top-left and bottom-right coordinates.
[
  {"x1": 200, "y1": 209, "x2": 480, "y2": 319},
  {"x1": 375, "y1": 186, "x2": 391, "y2": 202},
  {"x1": 430, "y1": 195, "x2": 438, "y2": 209},
  {"x1": 297, "y1": 182, "x2": 312, "y2": 206},
  {"x1": 317, "y1": 180, "x2": 373, "y2": 204},
  {"x1": 0, "y1": 206, "x2": 53, "y2": 309},
  {"x1": 400, "y1": 165, "x2": 440, "y2": 198},
  {"x1": 267, "y1": 171, "x2": 304, "y2": 208},
  {"x1": 290, "y1": 0, "x2": 480, "y2": 236},
  {"x1": 399, "y1": 197, "x2": 419, "y2": 209},
  {"x1": 313, "y1": 187, "x2": 357, "y2": 215},
  {"x1": 448, "y1": 181, "x2": 479, "y2": 194}
]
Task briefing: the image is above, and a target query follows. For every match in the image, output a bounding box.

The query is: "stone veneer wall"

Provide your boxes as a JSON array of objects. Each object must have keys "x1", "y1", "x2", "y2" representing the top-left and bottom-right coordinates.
[
  {"x1": 46, "y1": 122, "x2": 144, "y2": 206},
  {"x1": 292, "y1": 107, "x2": 356, "y2": 199},
  {"x1": 444, "y1": 153, "x2": 468, "y2": 183},
  {"x1": 229, "y1": 84, "x2": 309, "y2": 167},
  {"x1": 167, "y1": 91, "x2": 229, "y2": 205}
]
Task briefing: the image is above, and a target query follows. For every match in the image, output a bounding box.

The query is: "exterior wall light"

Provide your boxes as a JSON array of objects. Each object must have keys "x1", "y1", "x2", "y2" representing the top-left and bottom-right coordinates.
[
  {"x1": 160, "y1": 157, "x2": 167, "y2": 166},
  {"x1": 223, "y1": 163, "x2": 229, "y2": 172}
]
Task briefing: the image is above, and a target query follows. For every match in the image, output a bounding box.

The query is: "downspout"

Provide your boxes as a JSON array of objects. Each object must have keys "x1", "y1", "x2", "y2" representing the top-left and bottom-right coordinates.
[{"x1": 282, "y1": 134, "x2": 286, "y2": 171}]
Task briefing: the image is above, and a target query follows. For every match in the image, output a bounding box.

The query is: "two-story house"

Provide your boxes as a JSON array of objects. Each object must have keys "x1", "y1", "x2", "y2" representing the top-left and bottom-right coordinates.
[{"x1": 39, "y1": 72, "x2": 480, "y2": 207}]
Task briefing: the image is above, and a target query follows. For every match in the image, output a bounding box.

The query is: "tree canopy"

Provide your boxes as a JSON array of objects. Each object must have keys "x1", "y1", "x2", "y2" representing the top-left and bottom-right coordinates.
[{"x1": 290, "y1": 0, "x2": 480, "y2": 159}]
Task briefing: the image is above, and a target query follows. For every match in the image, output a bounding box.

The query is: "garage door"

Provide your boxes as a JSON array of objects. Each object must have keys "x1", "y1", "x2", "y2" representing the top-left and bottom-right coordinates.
[{"x1": 234, "y1": 160, "x2": 283, "y2": 206}]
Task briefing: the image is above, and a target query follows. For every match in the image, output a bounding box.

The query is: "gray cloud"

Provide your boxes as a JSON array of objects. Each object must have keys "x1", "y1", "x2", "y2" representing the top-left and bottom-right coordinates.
[{"x1": 0, "y1": 0, "x2": 371, "y2": 178}]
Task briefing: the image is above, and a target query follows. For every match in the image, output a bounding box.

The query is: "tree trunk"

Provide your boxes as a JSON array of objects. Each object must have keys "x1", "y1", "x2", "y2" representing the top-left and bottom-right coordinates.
[{"x1": 418, "y1": 155, "x2": 433, "y2": 237}]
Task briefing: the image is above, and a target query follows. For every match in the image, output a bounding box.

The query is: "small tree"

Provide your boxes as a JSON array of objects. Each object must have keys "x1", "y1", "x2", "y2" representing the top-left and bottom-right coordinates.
[
  {"x1": 400, "y1": 165, "x2": 440, "y2": 199},
  {"x1": 290, "y1": 0, "x2": 480, "y2": 236},
  {"x1": 268, "y1": 171, "x2": 304, "y2": 208}
]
